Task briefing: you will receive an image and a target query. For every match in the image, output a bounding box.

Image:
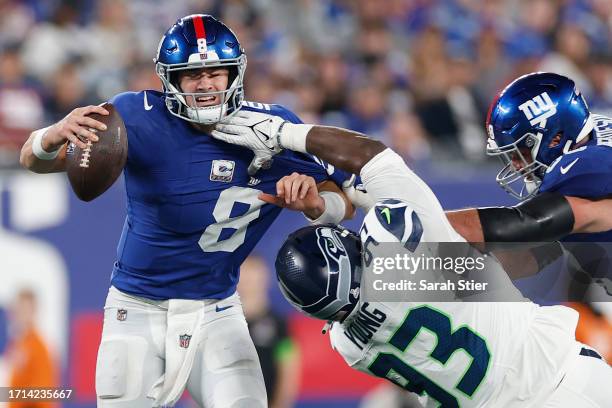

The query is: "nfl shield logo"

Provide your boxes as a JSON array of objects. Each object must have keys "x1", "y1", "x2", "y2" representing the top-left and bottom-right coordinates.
[
  {"x1": 179, "y1": 334, "x2": 192, "y2": 349},
  {"x1": 117, "y1": 309, "x2": 127, "y2": 321}
]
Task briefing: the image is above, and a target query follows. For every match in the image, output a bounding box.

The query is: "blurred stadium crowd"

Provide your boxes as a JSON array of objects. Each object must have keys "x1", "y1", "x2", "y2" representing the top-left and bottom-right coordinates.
[
  {"x1": 1, "y1": 2, "x2": 611, "y2": 407},
  {"x1": 1, "y1": 0, "x2": 611, "y2": 167}
]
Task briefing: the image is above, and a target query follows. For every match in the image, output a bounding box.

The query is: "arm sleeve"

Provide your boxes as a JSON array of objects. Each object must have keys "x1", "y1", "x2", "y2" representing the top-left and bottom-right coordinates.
[{"x1": 109, "y1": 92, "x2": 140, "y2": 165}]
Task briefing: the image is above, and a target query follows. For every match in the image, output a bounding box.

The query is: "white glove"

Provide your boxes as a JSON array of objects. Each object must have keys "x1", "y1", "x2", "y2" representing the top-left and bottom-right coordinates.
[
  {"x1": 342, "y1": 174, "x2": 377, "y2": 213},
  {"x1": 212, "y1": 110, "x2": 286, "y2": 175}
]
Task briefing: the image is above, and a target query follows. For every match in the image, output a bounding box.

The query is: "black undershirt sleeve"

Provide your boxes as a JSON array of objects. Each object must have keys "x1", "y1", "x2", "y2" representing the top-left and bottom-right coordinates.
[{"x1": 477, "y1": 192, "x2": 574, "y2": 244}]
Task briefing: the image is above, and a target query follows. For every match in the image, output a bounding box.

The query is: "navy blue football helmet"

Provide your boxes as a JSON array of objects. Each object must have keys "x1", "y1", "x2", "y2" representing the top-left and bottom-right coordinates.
[
  {"x1": 486, "y1": 72, "x2": 593, "y2": 200},
  {"x1": 275, "y1": 225, "x2": 362, "y2": 322},
  {"x1": 154, "y1": 14, "x2": 246, "y2": 124}
]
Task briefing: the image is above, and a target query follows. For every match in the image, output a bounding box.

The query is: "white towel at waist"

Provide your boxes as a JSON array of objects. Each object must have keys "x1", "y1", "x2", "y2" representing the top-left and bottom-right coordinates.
[{"x1": 147, "y1": 299, "x2": 205, "y2": 407}]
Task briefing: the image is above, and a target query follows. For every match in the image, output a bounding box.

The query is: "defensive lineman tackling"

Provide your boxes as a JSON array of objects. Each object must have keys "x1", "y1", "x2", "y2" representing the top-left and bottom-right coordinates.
[{"x1": 211, "y1": 111, "x2": 612, "y2": 407}]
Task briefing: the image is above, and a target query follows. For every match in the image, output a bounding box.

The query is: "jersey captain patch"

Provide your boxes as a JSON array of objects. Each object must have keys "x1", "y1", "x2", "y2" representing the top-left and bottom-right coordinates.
[{"x1": 210, "y1": 160, "x2": 236, "y2": 182}]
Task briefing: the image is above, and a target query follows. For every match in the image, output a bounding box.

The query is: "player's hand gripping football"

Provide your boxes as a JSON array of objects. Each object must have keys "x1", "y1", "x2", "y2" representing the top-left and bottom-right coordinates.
[
  {"x1": 212, "y1": 110, "x2": 286, "y2": 175},
  {"x1": 44, "y1": 105, "x2": 109, "y2": 150},
  {"x1": 259, "y1": 173, "x2": 325, "y2": 219}
]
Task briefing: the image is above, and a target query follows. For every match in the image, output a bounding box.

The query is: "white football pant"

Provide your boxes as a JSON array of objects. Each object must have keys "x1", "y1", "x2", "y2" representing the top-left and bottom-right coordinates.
[
  {"x1": 543, "y1": 345, "x2": 612, "y2": 407},
  {"x1": 95, "y1": 286, "x2": 267, "y2": 407}
]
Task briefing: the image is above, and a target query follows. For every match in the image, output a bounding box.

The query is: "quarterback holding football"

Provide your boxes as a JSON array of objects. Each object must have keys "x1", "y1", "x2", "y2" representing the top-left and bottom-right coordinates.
[{"x1": 20, "y1": 14, "x2": 354, "y2": 408}]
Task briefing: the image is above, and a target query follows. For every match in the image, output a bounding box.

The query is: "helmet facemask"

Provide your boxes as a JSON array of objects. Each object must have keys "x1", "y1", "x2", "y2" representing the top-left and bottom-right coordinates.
[
  {"x1": 487, "y1": 131, "x2": 548, "y2": 200},
  {"x1": 155, "y1": 54, "x2": 246, "y2": 125},
  {"x1": 486, "y1": 73, "x2": 596, "y2": 201}
]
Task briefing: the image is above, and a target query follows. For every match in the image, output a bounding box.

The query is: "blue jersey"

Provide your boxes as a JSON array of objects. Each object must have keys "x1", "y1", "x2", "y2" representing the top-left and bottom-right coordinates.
[
  {"x1": 109, "y1": 90, "x2": 350, "y2": 300},
  {"x1": 539, "y1": 114, "x2": 612, "y2": 241}
]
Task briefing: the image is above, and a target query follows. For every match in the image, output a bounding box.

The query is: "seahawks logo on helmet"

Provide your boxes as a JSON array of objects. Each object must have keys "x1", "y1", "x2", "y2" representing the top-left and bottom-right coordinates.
[{"x1": 275, "y1": 225, "x2": 362, "y2": 321}]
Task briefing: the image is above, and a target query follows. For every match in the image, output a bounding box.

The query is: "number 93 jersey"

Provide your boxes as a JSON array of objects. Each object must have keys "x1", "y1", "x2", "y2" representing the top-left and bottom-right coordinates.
[
  {"x1": 329, "y1": 200, "x2": 581, "y2": 408},
  {"x1": 108, "y1": 90, "x2": 351, "y2": 300}
]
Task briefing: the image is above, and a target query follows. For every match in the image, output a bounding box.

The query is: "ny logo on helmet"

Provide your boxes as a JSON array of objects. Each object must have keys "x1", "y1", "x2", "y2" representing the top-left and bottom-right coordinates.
[{"x1": 518, "y1": 92, "x2": 557, "y2": 127}]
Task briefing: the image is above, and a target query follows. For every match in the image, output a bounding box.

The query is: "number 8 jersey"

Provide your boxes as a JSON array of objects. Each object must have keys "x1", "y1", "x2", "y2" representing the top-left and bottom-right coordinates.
[
  {"x1": 329, "y1": 149, "x2": 582, "y2": 407},
  {"x1": 108, "y1": 90, "x2": 350, "y2": 300}
]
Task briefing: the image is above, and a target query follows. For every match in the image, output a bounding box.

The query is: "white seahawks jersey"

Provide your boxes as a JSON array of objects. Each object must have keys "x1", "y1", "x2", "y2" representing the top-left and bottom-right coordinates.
[
  {"x1": 329, "y1": 150, "x2": 582, "y2": 407},
  {"x1": 330, "y1": 296, "x2": 578, "y2": 407}
]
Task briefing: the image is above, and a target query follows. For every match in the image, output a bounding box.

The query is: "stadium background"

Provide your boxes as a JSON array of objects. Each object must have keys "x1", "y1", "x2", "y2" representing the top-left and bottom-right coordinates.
[{"x1": 0, "y1": 0, "x2": 610, "y2": 407}]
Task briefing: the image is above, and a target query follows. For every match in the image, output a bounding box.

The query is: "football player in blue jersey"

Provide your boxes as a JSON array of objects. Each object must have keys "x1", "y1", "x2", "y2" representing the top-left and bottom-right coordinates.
[
  {"x1": 444, "y1": 73, "x2": 612, "y2": 295},
  {"x1": 447, "y1": 72, "x2": 612, "y2": 240},
  {"x1": 19, "y1": 14, "x2": 355, "y2": 408}
]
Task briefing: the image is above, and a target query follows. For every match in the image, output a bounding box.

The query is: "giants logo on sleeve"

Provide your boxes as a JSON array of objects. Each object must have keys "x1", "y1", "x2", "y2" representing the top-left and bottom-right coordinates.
[{"x1": 518, "y1": 92, "x2": 557, "y2": 127}]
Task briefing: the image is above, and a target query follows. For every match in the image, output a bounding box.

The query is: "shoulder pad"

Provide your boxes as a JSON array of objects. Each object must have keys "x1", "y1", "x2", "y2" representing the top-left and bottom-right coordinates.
[
  {"x1": 540, "y1": 145, "x2": 612, "y2": 198},
  {"x1": 241, "y1": 101, "x2": 303, "y2": 124},
  {"x1": 109, "y1": 91, "x2": 144, "y2": 106},
  {"x1": 109, "y1": 91, "x2": 164, "y2": 123},
  {"x1": 362, "y1": 199, "x2": 423, "y2": 251}
]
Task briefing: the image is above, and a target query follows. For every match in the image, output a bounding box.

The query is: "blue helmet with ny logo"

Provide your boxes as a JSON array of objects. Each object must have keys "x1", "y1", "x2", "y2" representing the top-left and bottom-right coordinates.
[
  {"x1": 154, "y1": 14, "x2": 246, "y2": 124},
  {"x1": 486, "y1": 72, "x2": 593, "y2": 200},
  {"x1": 275, "y1": 225, "x2": 362, "y2": 322}
]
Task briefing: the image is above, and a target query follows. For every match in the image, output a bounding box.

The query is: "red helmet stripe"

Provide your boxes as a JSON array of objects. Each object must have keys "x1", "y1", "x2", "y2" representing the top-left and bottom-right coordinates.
[
  {"x1": 486, "y1": 90, "x2": 502, "y2": 130},
  {"x1": 193, "y1": 16, "x2": 206, "y2": 40}
]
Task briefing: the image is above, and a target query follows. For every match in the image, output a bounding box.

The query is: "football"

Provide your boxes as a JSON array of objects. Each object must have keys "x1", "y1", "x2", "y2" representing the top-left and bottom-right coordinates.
[{"x1": 65, "y1": 102, "x2": 128, "y2": 202}]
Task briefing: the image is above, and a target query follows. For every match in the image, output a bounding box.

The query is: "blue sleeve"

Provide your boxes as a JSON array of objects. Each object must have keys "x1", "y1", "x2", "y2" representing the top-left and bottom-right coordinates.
[
  {"x1": 539, "y1": 146, "x2": 612, "y2": 198},
  {"x1": 269, "y1": 104, "x2": 303, "y2": 125},
  {"x1": 108, "y1": 91, "x2": 154, "y2": 168},
  {"x1": 240, "y1": 102, "x2": 304, "y2": 124},
  {"x1": 108, "y1": 91, "x2": 138, "y2": 121}
]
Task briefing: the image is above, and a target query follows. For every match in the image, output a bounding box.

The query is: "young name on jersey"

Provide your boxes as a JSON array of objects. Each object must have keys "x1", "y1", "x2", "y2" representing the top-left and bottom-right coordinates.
[{"x1": 343, "y1": 302, "x2": 387, "y2": 351}]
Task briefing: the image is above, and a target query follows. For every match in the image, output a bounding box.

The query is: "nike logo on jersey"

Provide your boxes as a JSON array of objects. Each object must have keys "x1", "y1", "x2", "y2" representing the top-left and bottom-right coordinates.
[
  {"x1": 380, "y1": 207, "x2": 391, "y2": 224},
  {"x1": 560, "y1": 158, "x2": 580, "y2": 174},
  {"x1": 215, "y1": 304, "x2": 233, "y2": 312},
  {"x1": 144, "y1": 91, "x2": 153, "y2": 111}
]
